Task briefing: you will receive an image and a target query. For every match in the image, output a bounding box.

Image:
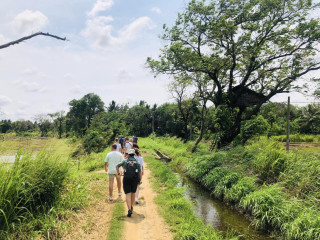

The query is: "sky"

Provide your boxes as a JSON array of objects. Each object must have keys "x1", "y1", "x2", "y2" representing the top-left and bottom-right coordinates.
[{"x1": 0, "y1": 0, "x2": 318, "y2": 121}]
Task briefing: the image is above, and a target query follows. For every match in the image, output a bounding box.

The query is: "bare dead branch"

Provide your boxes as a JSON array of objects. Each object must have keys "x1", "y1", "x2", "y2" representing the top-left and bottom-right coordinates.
[{"x1": 0, "y1": 32, "x2": 67, "y2": 50}]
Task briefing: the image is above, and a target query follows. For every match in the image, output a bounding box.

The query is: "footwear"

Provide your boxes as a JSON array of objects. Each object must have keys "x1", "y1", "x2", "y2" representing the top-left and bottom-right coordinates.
[
  {"x1": 109, "y1": 196, "x2": 113, "y2": 201},
  {"x1": 118, "y1": 192, "x2": 122, "y2": 197},
  {"x1": 131, "y1": 206, "x2": 133, "y2": 211},
  {"x1": 127, "y1": 209, "x2": 132, "y2": 217},
  {"x1": 135, "y1": 198, "x2": 139, "y2": 204}
]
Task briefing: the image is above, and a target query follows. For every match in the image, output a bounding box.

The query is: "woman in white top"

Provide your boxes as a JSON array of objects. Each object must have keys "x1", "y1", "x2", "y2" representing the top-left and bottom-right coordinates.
[
  {"x1": 134, "y1": 148, "x2": 144, "y2": 204},
  {"x1": 124, "y1": 138, "x2": 133, "y2": 157},
  {"x1": 115, "y1": 138, "x2": 122, "y2": 152}
]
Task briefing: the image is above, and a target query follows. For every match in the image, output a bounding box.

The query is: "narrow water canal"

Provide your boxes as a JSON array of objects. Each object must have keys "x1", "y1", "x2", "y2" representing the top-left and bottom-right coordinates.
[{"x1": 174, "y1": 169, "x2": 272, "y2": 240}]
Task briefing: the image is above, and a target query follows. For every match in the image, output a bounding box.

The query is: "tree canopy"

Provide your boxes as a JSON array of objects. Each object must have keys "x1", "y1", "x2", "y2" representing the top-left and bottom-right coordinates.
[{"x1": 147, "y1": 0, "x2": 320, "y2": 147}]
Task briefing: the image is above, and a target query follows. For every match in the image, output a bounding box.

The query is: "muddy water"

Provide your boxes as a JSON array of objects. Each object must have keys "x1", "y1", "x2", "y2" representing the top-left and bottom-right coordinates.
[{"x1": 175, "y1": 169, "x2": 273, "y2": 240}]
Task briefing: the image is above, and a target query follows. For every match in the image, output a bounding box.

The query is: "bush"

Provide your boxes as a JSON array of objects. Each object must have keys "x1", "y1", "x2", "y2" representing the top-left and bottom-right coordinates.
[
  {"x1": 202, "y1": 167, "x2": 232, "y2": 191},
  {"x1": 251, "y1": 141, "x2": 288, "y2": 183},
  {"x1": 0, "y1": 152, "x2": 69, "y2": 234},
  {"x1": 213, "y1": 172, "x2": 241, "y2": 199},
  {"x1": 185, "y1": 154, "x2": 223, "y2": 180},
  {"x1": 83, "y1": 131, "x2": 106, "y2": 154},
  {"x1": 224, "y1": 177, "x2": 257, "y2": 203},
  {"x1": 240, "y1": 184, "x2": 285, "y2": 228}
]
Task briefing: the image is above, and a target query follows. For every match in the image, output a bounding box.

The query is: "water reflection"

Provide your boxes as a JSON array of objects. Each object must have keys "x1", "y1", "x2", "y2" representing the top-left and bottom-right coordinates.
[
  {"x1": 0, "y1": 155, "x2": 16, "y2": 164},
  {"x1": 175, "y1": 171, "x2": 272, "y2": 240}
]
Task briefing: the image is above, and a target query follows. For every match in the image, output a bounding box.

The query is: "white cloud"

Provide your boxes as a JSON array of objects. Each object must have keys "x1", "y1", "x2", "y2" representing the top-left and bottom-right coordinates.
[
  {"x1": 11, "y1": 10, "x2": 48, "y2": 35},
  {"x1": 151, "y1": 7, "x2": 162, "y2": 14},
  {"x1": 22, "y1": 68, "x2": 37, "y2": 75},
  {"x1": 21, "y1": 68, "x2": 47, "y2": 78},
  {"x1": 0, "y1": 96, "x2": 12, "y2": 106},
  {"x1": 87, "y1": 0, "x2": 114, "y2": 17},
  {"x1": 64, "y1": 73, "x2": 73, "y2": 79},
  {"x1": 115, "y1": 69, "x2": 134, "y2": 80},
  {"x1": 70, "y1": 85, "x2": 82, "y2": 93},
  {"x1": 82, "y1": 16, "x2": 154, "y2": 49},
  {"x1": 14, "y1": 79, "x2": 47, "y2": 93}
]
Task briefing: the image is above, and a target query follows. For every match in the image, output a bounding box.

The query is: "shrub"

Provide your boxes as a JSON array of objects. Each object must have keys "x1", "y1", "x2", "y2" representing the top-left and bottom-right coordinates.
[
  {"x1": 213, "y1": 172, "x2": 241, "y2": 199},
  {"x1": 202, "y1": 167, "x2": 232, "y2": 191},
  {"x1": 224, "y1": 177, "x2": 257, "y2": 203},
  {"x1": 83, "y1": 131, "x2": 106, "y2": 153},
  {"x1": 251, "y1": 142, "x2": 288, "y2": 183},
  {"x1": 185, "y1": 154, "x2": 223, "y2": 180},
  {"x1": 240, "y1": 184, "x2": 285, "y2": 228},
  {"x1": 0, "y1": 152, "x2": 69, "y2": 234}
]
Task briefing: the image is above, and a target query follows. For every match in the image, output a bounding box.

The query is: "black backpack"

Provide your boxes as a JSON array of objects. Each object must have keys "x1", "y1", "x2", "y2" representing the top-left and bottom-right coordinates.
[{"x1": 124, "y1": 157, "x2": 139, "y2": 181}]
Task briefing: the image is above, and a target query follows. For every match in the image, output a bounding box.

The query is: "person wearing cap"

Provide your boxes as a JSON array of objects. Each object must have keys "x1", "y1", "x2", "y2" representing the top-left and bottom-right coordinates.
[
  {"x1": 116, "y1": 149, "x2": 142, "y2": 217},
  {"x1": 105, "y1": 144, "x2": 123, "y2": 201}
]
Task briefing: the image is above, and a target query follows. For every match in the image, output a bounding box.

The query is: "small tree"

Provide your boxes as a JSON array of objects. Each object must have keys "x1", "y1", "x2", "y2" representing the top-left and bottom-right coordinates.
[
  {"x1": 49, "y1": 111, "x2": 65, "y2": 138},
  {"x1": 34, "y1": 114, "x2": 52, "y2": 137}
]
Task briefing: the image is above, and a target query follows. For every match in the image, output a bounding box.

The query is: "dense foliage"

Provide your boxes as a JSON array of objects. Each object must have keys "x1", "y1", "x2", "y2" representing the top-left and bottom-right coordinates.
[
  {"x1": 141, "y1": 137, "x2": 320, "y2": 239},
  {"x1": 1, "y1": 92, "x2": 320, "y2": 153},
  {"x1": 147, "y1": 0, "x2": 320, "y2": 147}
]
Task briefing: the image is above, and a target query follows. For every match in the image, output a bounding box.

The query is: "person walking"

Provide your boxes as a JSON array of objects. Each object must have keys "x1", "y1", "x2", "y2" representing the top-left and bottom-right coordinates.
[
  {"x1": 116, "y1": 149, "x2": 142, "y2": 217},
  {"x1": 119, "y1": 136, "x2": 125, "y2": 153},
  {"x1": 134, "y1": 148, "x2": 143, "y2": 204},
  {"x1": 105, "y1": 144, "x2": 123, "y2": 201},
  {"x1": 124, "y1": 137, "x2": 133, "y2": 157},
  {"x1": 115, "y1": 138, "x2": 122, "y2": 152}
]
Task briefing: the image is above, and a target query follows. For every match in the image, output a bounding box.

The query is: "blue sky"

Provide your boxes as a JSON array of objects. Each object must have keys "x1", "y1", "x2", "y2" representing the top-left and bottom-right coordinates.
[
  {"x1": 0, "y1": 0, "x2": 189, "y2": 120},
  {"x1": 0, "y1": 0, "x2": 317, "y2": 120}
]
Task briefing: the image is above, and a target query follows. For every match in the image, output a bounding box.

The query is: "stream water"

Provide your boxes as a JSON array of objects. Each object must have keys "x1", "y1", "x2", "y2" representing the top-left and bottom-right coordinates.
[
  {"x1": 174, "y1": 169, "x2": 272, "y2": 240},
  {"x1": 0, "y1": 155, "x2": 16, "y2": 164}
]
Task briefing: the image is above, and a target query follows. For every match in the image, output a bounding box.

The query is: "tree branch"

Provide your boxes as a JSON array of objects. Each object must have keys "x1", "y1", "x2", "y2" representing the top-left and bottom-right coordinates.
[{"x1": 0, "y1": 32, "x2": 67, "y2": 50}]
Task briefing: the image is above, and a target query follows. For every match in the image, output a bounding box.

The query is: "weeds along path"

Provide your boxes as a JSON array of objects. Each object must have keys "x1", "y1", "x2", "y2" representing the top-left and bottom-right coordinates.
[
  {"x1": 123, "y1": 162, "x2": 173, "y2": 240},
  {"x1": 63, "y1": 171, "x2": 119, "y2": 240}
]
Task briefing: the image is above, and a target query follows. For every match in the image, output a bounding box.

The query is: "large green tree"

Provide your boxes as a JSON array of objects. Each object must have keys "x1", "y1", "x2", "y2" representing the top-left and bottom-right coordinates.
[
  {"x1": 67, "y1": 93, "x2": 105, "y2": 136},
  {"x1": 147, "y1": 0, "x2": 320, "y2": 147}
]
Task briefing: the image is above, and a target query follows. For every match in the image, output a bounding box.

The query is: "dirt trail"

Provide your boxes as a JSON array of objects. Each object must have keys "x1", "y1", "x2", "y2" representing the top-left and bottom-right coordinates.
[
  {"x1": 63, "y1": 164, "x2": 173, "y2": 240},
  {"x1": 122, "y1": 162, "x2": 173, "y2": 240},
  {"x1": 63, "y1": 171, "x2": 120, "y2": 240}
]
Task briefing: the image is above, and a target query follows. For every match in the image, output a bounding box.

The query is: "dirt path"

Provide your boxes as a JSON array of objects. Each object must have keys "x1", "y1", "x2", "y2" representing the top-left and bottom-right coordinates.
[
  {"x1": 63, "y1": 163, "x2": 173, "y2": 240},
  {"x1": 122, "y1": 162, "x2": 173, "y2": 240},
  {"x1": 63, "y1": 171, "x2": 121, "y2": 240}
]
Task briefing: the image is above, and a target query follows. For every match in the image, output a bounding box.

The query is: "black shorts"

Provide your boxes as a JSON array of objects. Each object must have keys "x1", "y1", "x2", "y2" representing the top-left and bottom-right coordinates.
[{"x1": 123, "y1": 177, "x2": 138, "y2": 194}]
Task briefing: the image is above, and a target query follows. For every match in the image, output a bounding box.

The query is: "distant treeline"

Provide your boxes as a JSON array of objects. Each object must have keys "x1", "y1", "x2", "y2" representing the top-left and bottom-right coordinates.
[{"x1": 0, "y1": 93, "x2": 319, "y2": 152}]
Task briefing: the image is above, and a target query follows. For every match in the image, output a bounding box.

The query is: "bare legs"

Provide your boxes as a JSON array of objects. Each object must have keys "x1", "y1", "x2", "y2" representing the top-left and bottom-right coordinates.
[
  {"x1": 109, "y1": 175, "x2": 122, "y2": 199},
  {"x1": 125, "y1": 193, "x2": 135, "y2": 210},
  {"x1": 135, "y1": 184, "x2": 140, "y2": 202},
  {"x1": 116, "y1": 176, "x2": 121, "y2": 194},
  {"x1": 109, "y1": 176, "x2": 114, "y2": 198}
]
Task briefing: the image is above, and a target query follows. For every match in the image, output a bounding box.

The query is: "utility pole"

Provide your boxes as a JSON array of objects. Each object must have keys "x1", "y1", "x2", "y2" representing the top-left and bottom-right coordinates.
[
  {"x1": 152, "y1": 113, "x2": 155, "y2": 139},
  {"x1": 190, "y1": 121, "x2": 192, "y2": 141},
  {"x1": 286, "y1": 96, "x2": 290, "y2": 153}
]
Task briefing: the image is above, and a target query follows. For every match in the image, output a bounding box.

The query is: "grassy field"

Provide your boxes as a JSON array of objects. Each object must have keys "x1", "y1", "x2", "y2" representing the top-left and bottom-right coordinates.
[
  {"x1": 0, "y1": 135, "x2": 111, "y2": 239},
  {"x1": 139, "y1": 136, "x2": 320, "y2": 240}
]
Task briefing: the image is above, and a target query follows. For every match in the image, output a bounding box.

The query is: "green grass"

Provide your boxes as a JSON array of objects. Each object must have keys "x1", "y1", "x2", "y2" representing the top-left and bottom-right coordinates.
[
  {"x1": 107, "y1": 202, "x2": 125, "y2": 240},
  {"x1": 144, "y1": 154, "x2": 238, "y2": 240},
  {"x1": 140, "y1": 136, "x2": 320, "y2": 240},
  {"x1": 0, "y1": 136, "x2": 93, "y2": 239}
]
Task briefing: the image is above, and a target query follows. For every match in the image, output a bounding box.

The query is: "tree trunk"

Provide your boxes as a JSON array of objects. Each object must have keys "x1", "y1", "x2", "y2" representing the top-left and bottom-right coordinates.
[{"x1": 191, "y1": 104, "x2": 207, "y2": 152}]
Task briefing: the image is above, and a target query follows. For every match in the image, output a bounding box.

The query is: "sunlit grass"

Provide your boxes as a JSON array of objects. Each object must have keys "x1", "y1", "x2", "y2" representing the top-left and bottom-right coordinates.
[{"x1": 141, "y1": 136, "x2": 320, "y2": 239}]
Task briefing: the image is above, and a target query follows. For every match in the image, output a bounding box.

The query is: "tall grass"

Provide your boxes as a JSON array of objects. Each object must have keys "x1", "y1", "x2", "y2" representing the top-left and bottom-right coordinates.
[
  {"x1": 145, "y1": 155, "x2": 237, "y2": 240},
  {"x1": 140, "y1": 136, "x2": 320, "y2": 239},
  {"x1": 0, "y1": 150, "x2": 87, "y2": 239}
]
